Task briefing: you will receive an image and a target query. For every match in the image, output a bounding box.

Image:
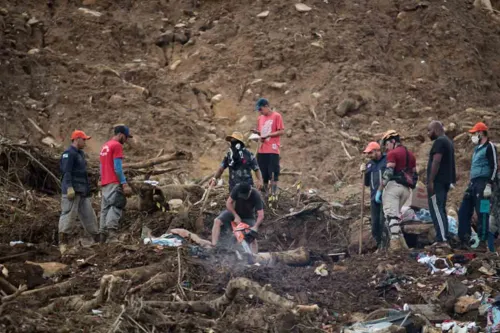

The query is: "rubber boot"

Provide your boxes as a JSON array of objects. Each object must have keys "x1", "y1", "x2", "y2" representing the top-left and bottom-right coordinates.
[
  {"x1": 59, "y1": 232, "x2": 68, "y2": 255},
  {"x1": 107, "y1": 229, "x2": 120, "y2": 244},
  {"x1": 99, "y1": 232, "x2": 107, "y2": 244}
]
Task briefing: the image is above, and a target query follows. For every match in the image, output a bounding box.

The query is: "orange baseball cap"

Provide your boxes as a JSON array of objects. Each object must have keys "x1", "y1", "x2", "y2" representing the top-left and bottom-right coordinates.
[
  {"x1": 363, "y1": 141, "x2": 381, "y2": 153},
  {"x1": 71, "y1": 130, "x2": 91, "y2": 140},
  {"x1": 469, "y1": 122, "x2": 488, "y2": 133}
]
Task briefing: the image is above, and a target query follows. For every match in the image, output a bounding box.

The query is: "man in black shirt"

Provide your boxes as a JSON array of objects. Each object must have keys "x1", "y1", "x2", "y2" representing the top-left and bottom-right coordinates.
[
  {"x1": 211, "y1": 183, "x2": 264, "y2": 253},
  {"x1": 427, "y1": 121, "x2": 456, "y2": 247}
]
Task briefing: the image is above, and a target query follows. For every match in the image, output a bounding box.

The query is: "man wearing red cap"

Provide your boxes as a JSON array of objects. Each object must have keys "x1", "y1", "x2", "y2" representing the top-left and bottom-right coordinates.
[
  {"x1": 58, "y1": 130, "x2": 99, "y2": 254},
  {"x1": 99, "y1": 125, "x2": 133, "y2": 243},
  {"x1": 458, "y1": 122, "x2": 497, "y2": 249},
  {"x1": 361, "y1": 142, "x2": 387, "y2": 250}
]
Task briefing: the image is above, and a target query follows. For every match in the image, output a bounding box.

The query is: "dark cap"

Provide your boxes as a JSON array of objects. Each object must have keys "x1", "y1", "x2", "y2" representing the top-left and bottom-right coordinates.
[
  {"x1": 237, "y1": 183, "x2": 252, "y2": 198},
  {"x1": 114, "y1": 125, "x2": 133, "y2": 138}
]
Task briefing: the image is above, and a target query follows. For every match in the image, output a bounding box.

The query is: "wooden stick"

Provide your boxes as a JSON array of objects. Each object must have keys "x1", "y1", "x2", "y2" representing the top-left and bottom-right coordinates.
[
  {"x1": 126, "y1": 151, "x2": 192, "y2": 169},
  {"x1": 359, "y1": 170, "x2": 366, "y2": 255},
  {"x1": 341, "y1": 141, "x2": 353, "y2": 160},
  {"x1": 0, "y1": 251, "x2": 35, "y2": 262},
  {"x1": 0, "y1": 276, "x2": 17, "y2": 295}
]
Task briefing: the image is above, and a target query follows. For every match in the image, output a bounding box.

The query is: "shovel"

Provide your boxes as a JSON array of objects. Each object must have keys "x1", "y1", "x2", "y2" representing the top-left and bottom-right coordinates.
[{"x1": 195, "y1": 182, "x2": 214, "y2": 233}]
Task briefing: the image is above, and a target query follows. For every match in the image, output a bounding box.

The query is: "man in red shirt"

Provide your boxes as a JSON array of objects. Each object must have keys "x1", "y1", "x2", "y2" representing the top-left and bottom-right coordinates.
[
  {"x1": 99, "y1": 125, "x2": 133, "y2": 243},
  {"x1": 377, "y1": 130, "x2": 418, "y2": 251},
  {"x1": 254, "y1": 98, "x2": 285, "y2": 206}
]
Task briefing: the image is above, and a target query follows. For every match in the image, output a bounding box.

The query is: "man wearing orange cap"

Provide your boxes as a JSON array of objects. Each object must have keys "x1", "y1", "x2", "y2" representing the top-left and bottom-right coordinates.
[
  {"x1": 58, "y1": 130, "x2": 99, "y2": 254},
  {"x1": 458, "y1": 122, "x2": 497, "y2": 249},
  {"x1": 362, "y1": 141, "x2": 387, "y2": 250}
]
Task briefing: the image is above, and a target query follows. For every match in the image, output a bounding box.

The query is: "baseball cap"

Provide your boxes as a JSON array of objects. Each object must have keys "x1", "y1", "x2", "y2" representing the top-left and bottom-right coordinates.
[
  {"x1": 237, "y1": 183, "x2": 252, "y2": 199},
  {"x1": 363, "y1": 142, "x2": 381, "y2": 153},
  {"x1": 255, "y1": 98, "x2": 269, "y2": 111},
  {"x1": 225, "y1": 131, "x2": 244, "y2": 143},
  {"x1": 469, "y1": 122, "x2": 488, "y2": 133},
  {"x1": 71, "y1": 130, "x2": 91, "y2": 141},
  {"x1": 114, "y1": 125, "x2": 133, "y2": 138}
]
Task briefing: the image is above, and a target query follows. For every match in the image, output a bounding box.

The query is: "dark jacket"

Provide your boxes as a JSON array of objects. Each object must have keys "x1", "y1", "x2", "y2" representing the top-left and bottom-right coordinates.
[
  {"x1": 60, "y1": 145, "x2": 90, "y2": 196},
  {"x1": 364, "y1": 154, "x2": 387, "y2": 201}
]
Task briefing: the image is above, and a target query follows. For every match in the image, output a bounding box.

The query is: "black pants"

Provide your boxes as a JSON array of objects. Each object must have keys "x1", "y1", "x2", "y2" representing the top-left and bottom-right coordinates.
[
  {"x1": 428, "y1": 182, "x2": 450, "y2": 242},
  {"x1": 370, "y1": 200, "x2": 384, "y2": 246},
  {"x1": 257, "y1": 153, "x2": 280, "y2": 183},
  {"x1": 458, "y1": 177, "x2": 490, "y2": 242}
]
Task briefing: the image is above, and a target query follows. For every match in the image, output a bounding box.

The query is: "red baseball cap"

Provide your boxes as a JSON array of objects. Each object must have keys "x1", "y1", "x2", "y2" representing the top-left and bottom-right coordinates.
[
  {"x1": 363, "y1": 141, "x2": 381, "y2": 153},
  {"x1": 469, "y1": 122, "x2": 488, "y2": 133},
  {"x1": 71, "y1": 130, "x2": 91, "y2": 140}
]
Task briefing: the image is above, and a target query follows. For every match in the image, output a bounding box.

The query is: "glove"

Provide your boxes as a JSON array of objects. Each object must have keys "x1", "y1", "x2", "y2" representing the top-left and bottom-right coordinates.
[
  {"x1": 359, "y1": 163, "x2": 366, "y2": 173},
  {"x1": 484, "y1": 184, "x2": 492, "y2": 198},
  {"x1": 67, "y1": 187, "x2": 75, "y2": 200},
  {"x1": 375, "y1": 190, "x2": 382, "y2": 204}
]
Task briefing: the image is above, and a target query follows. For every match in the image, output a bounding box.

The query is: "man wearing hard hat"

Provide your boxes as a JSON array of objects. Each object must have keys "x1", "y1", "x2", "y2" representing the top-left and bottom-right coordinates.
[
  {"x1": 210, "y1": 132, "x2": 263, "y2": 192},
  {"x1": 361, "y1": 142, "x2": 387, "y2": 250},
  {"x1": 458, "y1": 122, "x2": 497, "y2": 249}
]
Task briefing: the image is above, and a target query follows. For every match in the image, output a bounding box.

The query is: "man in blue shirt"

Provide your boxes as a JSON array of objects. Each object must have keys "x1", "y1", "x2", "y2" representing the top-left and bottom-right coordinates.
[
  {"x1": 458, "y1": 122, "x2": 497, "y2": 249},
  {"x1": 59, "y1": 130, "x2": 99, "y2": 254},
  {"x1": 362, "y1": 142, "x2": 387, "y2": 250}
]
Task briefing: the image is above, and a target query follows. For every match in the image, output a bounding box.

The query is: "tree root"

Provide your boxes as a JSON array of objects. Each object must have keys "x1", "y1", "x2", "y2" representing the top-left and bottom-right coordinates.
[
  {"x1": 128, "y1": 273, "x2": 176, "y2": 295},
  {"x1": 112, "y1": 264, "x2": 162, "y2": 283},
  {"x1": 144, "y1": 277, "x2": 318, "y2": 317}
]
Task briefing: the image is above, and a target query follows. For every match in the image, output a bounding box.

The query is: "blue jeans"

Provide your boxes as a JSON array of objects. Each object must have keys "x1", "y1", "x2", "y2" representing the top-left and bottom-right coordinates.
[
  {"x1": 458, "y1": 178, "x2": 490, "y2": 242},
  {"x1": 428, "y1": 182, "x2": 450, "y2": 242}
]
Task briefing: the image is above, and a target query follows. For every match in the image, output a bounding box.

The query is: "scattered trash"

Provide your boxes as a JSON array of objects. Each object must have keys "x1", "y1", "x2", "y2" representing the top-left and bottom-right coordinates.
[
  {"x1": 314, "y1": 264, "x2": 328, "y2": 277},
  {"x1": 455, "y1": 295, "x2": 481, "y2": 314},
  {"x1": 143, "y1": 180, "x2": 159, "y2": 186},
  {"x1": 479, "y1": 266, "x2": 496, "y2": 276},
  {"x1": 9, "y1": 241, "x2": 24, "y2": 246},
  {"x1": 144, "y1": 234, "x2": 184, "y2": 247},
  {"x1": 91, "y1": 309, "x2": 103, "y2": 315}
]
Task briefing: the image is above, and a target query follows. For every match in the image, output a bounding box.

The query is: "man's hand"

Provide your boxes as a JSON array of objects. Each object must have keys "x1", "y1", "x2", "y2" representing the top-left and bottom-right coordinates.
[
  {"x1": 209, "y1": 177, "x2": 217, "y2": 187},
  {"x1": 122, "y1": 183, "x2": 133, "y2": 197},
  {"x1": 484, "y1": 184, "x2": 492, "y2": 198},
  {"x1": 67, "y1": 187, "x2": 75, "y2": 200},
  {"x1": 251, "y1": 225, "x2": 259, "y2": 232},
  {"x1": 255, "y1": 179, "x2": 262, "y2": 190},
  {"x1": 427, "y1": 182, "x2": 434, "y2": 196},
  {"x1": 375, "y1": 190, "x2": 382, "y2": 204},
  {"x1": 234, "y1": 215, "x2": 242, "y2": 224},
  {"x1": 359, "y1": 163, "x2": 366, "y2": 173}
]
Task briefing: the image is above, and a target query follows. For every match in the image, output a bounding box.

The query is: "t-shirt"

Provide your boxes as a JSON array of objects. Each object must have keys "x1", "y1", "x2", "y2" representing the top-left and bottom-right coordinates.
[
  {"x1": 257, "y1": 111, "x2": 285, "y2": 155},
  {"x1": 99, "y1": 139, "x2": 124, "y2": 186},
  {"x1": 427, "y1": 135, "x2": 456, "y2": 184},
  {"x1": 230, "y1": 185, "x2": 264, "y2": 219},
  {"x1": 221, "y1": 148, "x2": 259, "y2": 190},
  {"x1": 386, "y1": 145, "x2": 416, "y2": 173}
]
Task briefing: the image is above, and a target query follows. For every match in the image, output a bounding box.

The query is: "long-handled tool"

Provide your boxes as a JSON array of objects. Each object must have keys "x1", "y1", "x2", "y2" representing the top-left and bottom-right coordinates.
[
  {"x1": 359, "y1": 170, "x2": 366, "y2": 255},
  {"x1": 195, "y1": 182, "x2": 214, "y2": 233}
]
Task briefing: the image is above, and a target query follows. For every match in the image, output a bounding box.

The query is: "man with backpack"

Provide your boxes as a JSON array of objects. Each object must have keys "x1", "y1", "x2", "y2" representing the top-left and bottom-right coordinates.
[{"x1": 377, "y1": 130, "x2": 417, "y2": 251}]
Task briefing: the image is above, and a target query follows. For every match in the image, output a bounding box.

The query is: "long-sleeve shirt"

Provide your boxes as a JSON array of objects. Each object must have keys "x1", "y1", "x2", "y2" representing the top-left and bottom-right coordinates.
[{"x1": 60, "y1": 145, "x2": 90, "y2": 196}]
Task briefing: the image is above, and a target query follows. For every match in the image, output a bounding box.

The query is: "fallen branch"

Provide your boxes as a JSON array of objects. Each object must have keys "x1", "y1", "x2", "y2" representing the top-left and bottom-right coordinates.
[
  {"x1": 128, "y1": 273, "x2": 176, "y2": 294},
  {"x1": 126, "y1": 151, "x2": 192, "y2": 169},
  {"x1": 145, "y1": 277, "x2": 318, "y2": 316},
  {"x1": 0, "y1": 251, "x2": 35, "y2": 262},
  {"x1": 16, "y1": 146, "x2": 61, "y2": 188},
  {"x1": 0, "y1": 276, "x2": 18, "y2": 295},
  {"x1": 255, "y1": 247, "x2": 310, "y2": 266},
  {"x1": 112, "y1": 264, "x2": 162, "y2": 283},
  {"x1": 20, "y1": 278, "x2": 78, "y2": 299},
  {"x1": 341, "y1": 141, "x2": 353, "y2": 160},
  {"x1": 170, "y1": 228, "x2": 213, "y2": 248}
]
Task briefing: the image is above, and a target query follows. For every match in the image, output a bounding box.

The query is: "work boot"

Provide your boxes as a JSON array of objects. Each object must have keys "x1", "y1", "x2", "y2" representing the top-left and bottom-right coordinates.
[
  {"x1": 389, "y1": 235, "x2": 407, "y2": 252},
  {"x1": 59, "y1": 232, "x2": 68, "y2": 255},
  {"x1": 107, "y1": 229, "x2": 120, "y2": 244}
]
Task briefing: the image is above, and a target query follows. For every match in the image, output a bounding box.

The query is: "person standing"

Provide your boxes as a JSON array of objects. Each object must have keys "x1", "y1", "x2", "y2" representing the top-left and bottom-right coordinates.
[
  {"x1": 99, "y1": 125, "x2": 133, "y2": 243},
  {"x1": 377, "y1": 130, "x2": 418, "y2": 251},
  {"x1": 59, "y1": 130, "x2": 99, "y2": 254},
  {"x1": 210, "y1": 131, "x2": 263, "y2": 192},
  {"x1": 361, "y1": 142, "x2": 387, "y2": 250},
  {"x1": 254, "y1": 98, "x2": 285, "y2": 206},
  {"x1": 458, "y1": 122, "x2": 497, "y2": 249},
  {"x1": 427, "y1": 121, "x2": 456, "y2": 248}
]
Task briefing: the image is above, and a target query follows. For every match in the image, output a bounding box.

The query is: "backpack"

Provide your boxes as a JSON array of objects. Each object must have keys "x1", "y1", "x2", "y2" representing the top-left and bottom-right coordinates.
[{"x1": 394, "y1": 147, "x2": 418, "y2": 189}]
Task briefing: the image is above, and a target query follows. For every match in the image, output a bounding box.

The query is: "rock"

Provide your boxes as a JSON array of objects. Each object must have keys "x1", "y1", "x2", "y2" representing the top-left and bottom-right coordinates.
[
  {"x1": 189, "y1": 17, "x2": 196, "y2": 24},
  {"x1": 170, "y1": 59, "x2": 182, "y2": 70},
  {"x1": 332, "y1": 265, "x2": 347, "y2": 272},
  {"x1": 168, "y1": 199, "x2": 184, "y2": 210},
  {"x1": 397, "y1": 12, "x2": 407, "y2": 20},
  {"x1": 292, "y1": 102, "x2": 303, "y2": 110},
  {"x1": 335, "y1": 98, "x2": 357, "y2": 117},
  {"x1": 312, "y1": 92, "x2": 321, "y2": 98},
  {"x1": 78, "y1": 7, "x2": 102, "y2": 17},
  {"x1": 238, "y1": 116, "x2": 247, "y2": 123},
  {"x1": 82, "y1": 0, "x2": 96, "y2": 5},
  {"x1": 206, "y1": 134, "x2": 217, "y2": 141},
  {"x1": 284, "y1": 90, "x2": 290, "y2": 95},
  {"x1": 257, "y1": 10, "x2": 270, "y2": 18},
  {"x1": 305, "y1": 127, "x2": 315, "y2": 134},
  {"x1": 245, "y1": 89, "x2": 253, "y2": 95},
  {"x1": 175, "y1": 23, "x2": 186, "y2": 28},
  {"x1": 27, "y1": 48, "x2": 40, "y2": 55},
  {"x1": 269, "y1": 82, "x2": 287, "y2": 89},
  {"x1": 211, "y1": 94, "x2": 223, "y2": 104},
  {"x1": 42, "y1": 136, "x2": 62, "y2": 148},
  {"x1": 214, "y1": 43, "x2": 227, "y2": 50},
  {"x1": 109, "y1": 94, "x2": 126, "y2": 105},
  {"x1": 295, "y1": 3, "x2": 312, "y2": 12},
  {"x1": 311, "y1": 42, "x2": 323, "y2": 48},
  {"x1": 27, "y1": 17, "x2": 39, "y2": 25},
  {"x1": 371, "y1": 120, "x2": 380, "y2": 127},
  {"x1": 0, "y1": 8, "x2": 8, "y2": 15},
  {"x1": 251, "y1": 79, "x2": 263, "y2": 85},
  {"x1": 286, "y1": 129, "x2": 293, "y2": 137}
]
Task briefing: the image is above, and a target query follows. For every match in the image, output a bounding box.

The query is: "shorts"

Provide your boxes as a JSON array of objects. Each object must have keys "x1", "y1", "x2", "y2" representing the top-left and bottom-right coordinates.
[
  {"x1": 257, "y1": 153, "x2": 280, "y2": 183},
  {"x1": 216, "y1": 210, "x2": 255, "y2": 229}
]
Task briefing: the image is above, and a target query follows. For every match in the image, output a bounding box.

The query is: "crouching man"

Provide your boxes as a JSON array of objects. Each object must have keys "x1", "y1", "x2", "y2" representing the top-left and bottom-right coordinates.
[{"x1": 212, "y1": 183, "x2": 264, "y2": 253}]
